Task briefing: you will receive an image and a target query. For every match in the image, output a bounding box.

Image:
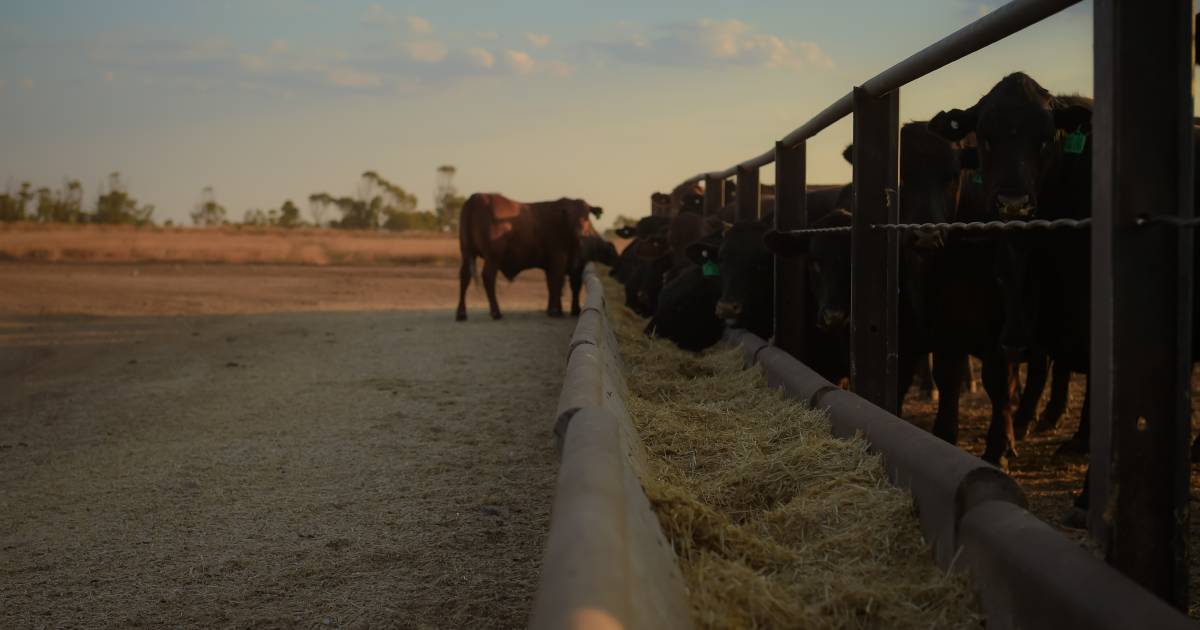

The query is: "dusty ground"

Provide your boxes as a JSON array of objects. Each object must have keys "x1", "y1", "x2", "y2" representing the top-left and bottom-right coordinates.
[
  {"x1": 0, "y1": 261, "x2": 574, "y2": 628},
  {"x1": 0, "y1": 224, "x2": 461, "y2": 267},
  {"x1": 902, "y1": 367, "x2": 1200, "y2": 618}
]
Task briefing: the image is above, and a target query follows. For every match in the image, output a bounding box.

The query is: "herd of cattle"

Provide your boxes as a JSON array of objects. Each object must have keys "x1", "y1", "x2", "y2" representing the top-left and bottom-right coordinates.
[{"x1": 457, "y1": 71, "x2": 1199, "y2": 521}]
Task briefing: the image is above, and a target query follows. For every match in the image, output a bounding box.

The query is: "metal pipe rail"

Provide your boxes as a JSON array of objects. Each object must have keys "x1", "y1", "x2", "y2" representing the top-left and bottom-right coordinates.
[{"x1": 683, "y1": 0, "x2": 1082, "y2": 184}]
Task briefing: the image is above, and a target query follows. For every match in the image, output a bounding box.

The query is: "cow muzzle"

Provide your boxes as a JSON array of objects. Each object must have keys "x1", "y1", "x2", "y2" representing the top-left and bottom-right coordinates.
[
  {"x1": 818, "y1": 309, "x2": 847, "y2": 331},
  {"x1": 911, "y1": 228, "x2": 946, "y2": 250},
  {"x1": 715, "y1": 301, "x2": 744, "y2": 321},
  {"x1": 996, "y1": 194, "x2": 1034, "y2": 220}
]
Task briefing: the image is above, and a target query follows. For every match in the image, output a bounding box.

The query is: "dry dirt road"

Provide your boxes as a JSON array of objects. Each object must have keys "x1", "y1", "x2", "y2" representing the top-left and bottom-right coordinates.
[{"x1": 0, "y1": 262, "x2": 574, "y2": 629}]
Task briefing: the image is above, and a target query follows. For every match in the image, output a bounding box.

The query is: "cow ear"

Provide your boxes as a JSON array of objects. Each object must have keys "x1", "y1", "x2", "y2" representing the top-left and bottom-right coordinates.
[
  {"x1": 685, "y1": 242, "x2": 717, "y2": 265},
  {"x1": 929, "y1": 107, "x2": 976, "y2": 142},
  {"x1": 842, "y1": 144, "x2": 854, "y2": 165},
  {"x1": 763, "y1": 229, "x2": 808, "y2": 257},
  {"x1": 614, "y1": 226, "x2": 635, "y2": 238},
  {"x1": 958, "y1": 146, "x2": 980, "y2": 170},
  {"x1": 1053, "y1": 104, "x2": 1092, "y2": 133},
  {"x1": 590, "y1": 206, "x2": 603, "y2": 218}
]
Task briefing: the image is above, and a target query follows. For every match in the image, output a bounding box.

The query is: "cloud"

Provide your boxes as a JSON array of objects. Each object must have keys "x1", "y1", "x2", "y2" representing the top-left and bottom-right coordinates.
[
  {"x1": 506, "y1": 50, "x2": 537, "y2": 75},
  {"x1": 362, "y1": 4, "x2": 397, "y2": 27},
  {"x1": 22, "y1": 78, "x2": 33, "y2": 89},
  {"x1": 239, "y1": 53, "x2": 271, "y2": 72},
  {"x1": 325, "y1": 66, "x2": 382, "y2": 88},
  {"x1": 270, "y1": 39, "x2": 290, "y2": 54},
  {"x1": 597, "y1": 19, "x2": 832, "y2": 70},
  {"x1": 407, "y1": 16, "x2": 432, "y2": 35},
  {"x1": 103, "y1": 71, "x2": 115, "y2": 82},
  {"x1": 463, "y1": 47, "x2": 495, "y2": 69},
  {"x1": 477, "y1": 31, "x2": 499, "y2": 41},
  {"x1": 407, "y1": 40, "x2": 448, "y2": 63},
  {"x1": 525, "y1": 33, "x2": 551, "y2": 49}
]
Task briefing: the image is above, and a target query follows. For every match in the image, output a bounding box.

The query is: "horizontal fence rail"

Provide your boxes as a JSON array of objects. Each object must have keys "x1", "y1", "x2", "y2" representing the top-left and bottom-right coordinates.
[{"x1": 679, "y1": 0, "x2": 1084, "y2": 185}]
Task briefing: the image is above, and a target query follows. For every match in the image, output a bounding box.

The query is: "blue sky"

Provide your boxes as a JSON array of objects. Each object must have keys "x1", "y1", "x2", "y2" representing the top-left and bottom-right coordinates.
[{"x1": 0, "y1": 1, "x2": 1092, "y2": 228}]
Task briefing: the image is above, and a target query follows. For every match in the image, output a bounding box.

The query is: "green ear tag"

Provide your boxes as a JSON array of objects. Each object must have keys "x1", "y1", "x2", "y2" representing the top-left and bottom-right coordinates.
[
  {"x1": 1064, "y1": 131, "x2": 1087, "y2": 155},
  {"x1": 971, "y1": 173, "x2": 983, "y2": 184},
  {"x1": 702, "y1": 260, "x2": 720, "y2": 277}
]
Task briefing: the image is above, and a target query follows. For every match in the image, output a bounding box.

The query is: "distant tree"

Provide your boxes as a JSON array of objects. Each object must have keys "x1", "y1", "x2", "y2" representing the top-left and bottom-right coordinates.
[
  {"x1": 0, "y1": 181, "x2": 32, "y2": 222},
  {"x1": 311, "y1": 171, "x2": 428, "y2": 231},
  {"x1": 34, "y1": 179, "x2": 85, "y2": 224},
  {"x1": 242, "y1": 208, "x2": 269, "y2": 226},
  {"x1": 191, "y1": 186, "x2": 227, "y2": 227},
  {"x1": 278, "y1": 200, "x2": 301, "y2": 228},
  {"x1": 435, "y1": 165, "x2": 464, "y2": 229},
  {"x1": 94, "y1": 172, "x2": 154, "y2": 225},
  {"x1": 308, "y1": 192, "x2": 334, "y2": 227}
]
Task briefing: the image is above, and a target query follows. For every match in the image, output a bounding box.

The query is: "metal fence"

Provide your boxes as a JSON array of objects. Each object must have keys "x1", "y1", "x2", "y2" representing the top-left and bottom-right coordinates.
[{"x1": 672, "y1": 0, "x2": 1195, "y2": 609}]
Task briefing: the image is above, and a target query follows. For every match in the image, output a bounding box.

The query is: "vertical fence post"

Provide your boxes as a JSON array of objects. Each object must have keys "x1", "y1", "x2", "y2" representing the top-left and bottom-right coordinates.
[
  {"x1": 1089, "y1": 0, "x2": 1193, "y2": 607},
  {"x1": 850, "y1": 86, "x2": 900, "y2": 415},
  {"x1": 774, "y1": 141, "x2": 808, "y2": 357},
  {"x1": 736, "y1": 165, "x2": 761, "y2": 222},
  {"x1": 704, "y1": 175, "x2": 725, "y2": 218}
]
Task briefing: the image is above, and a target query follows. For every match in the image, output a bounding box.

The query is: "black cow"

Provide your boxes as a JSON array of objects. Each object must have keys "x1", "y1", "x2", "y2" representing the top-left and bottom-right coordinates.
[
  {"x1": 930, "y1": 73, "x2": 1095, "y2": 456},
  {"x1": 644, "y1": 233, "x2": 726, "y2": 352}
]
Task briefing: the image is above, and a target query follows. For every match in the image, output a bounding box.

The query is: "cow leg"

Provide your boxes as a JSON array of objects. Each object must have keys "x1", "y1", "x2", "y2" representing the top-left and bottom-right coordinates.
[
  {"x1": 1013, "y1": 348, "x2": 1049, "y2": 440},
  {"x1": 1057, "y1": 376, "x2": 1091, "y2": 456},
  {"x1": 930, "y1": 351, "x2": 965, "y2": 446},
  {"x1": 897, "y1": 350, "x2": 920, "y2": 415},
  {"x1": 963, "y1": 356, "x2": 978, "y2": 394},
  {"x1": 569, "y1": 265, "x2": 583, "y2": 317},
  {"x1": 482, "y1": 259, "x2": 502, "y2": 320},
  {"x1": 1035, "y1": 360, "x2": 1071, "y2": 433},
  {"x1": 545, "y1": 259, "x2": 566, "y2": 317},
  {"x1": 914, "y1": 354, "x2": 935, "y2": 401},
  {"x1": 981, "y1": 349, "x2": 1018, "y2": 467},
  {"x1": 456, "y1": 256, "x2": 472, "y2": 321}
]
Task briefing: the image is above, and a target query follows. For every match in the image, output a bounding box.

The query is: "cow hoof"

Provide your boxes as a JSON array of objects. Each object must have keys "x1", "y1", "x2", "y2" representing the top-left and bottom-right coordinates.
[
  {"x1": 490, "y1": 311, "x2": 503, "y2": 320},
  {"x1": 1034, "y1": 412, "x2": 1064, "y2": 434},
  {"x1": 547, "y1": 311, "x2": 565, "y2": 318},
  {"x1": 1055, "y1": 436, "x2": 1089, "y2": 457},
  {"x1": 455, "y1": 311, "x2": 467, "y2": 322},
  {"x1": 1061, "y1": 507, "x2": 1087, "y2": 530},
  {"x1": 570, "y1": 308, "x2": 581, "y2": 317}
]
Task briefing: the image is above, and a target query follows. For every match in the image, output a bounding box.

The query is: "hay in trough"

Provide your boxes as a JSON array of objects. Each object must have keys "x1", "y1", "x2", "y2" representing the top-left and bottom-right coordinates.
[{"x1": 601, "y1": 273, "x2": 982, "y2": 629}]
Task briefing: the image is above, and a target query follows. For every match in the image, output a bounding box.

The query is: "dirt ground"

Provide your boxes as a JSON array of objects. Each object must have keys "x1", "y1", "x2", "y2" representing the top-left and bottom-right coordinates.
[
  {"x1": 0, "y1": 261, "x2": 574, "y2": 628},
  {"x1": 0, "y1": 224, "x2": 462, "y2": 267},
  {"x1": 901, "y1": 365, "x2": 1200, "y2": 618}
]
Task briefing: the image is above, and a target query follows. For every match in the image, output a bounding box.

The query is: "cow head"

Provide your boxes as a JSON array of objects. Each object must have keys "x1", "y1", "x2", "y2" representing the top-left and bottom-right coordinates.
[
  {"x1": 559, "y1": 197, "x2": 603, "y2": 223},
  {"x1": 763, "y1": 209, "x2": 852, "y2": 332},
  {"x1": 681, "y1": 192, "x2": 705, "y2": 215},
  {"x1": 614, "y1": 225, "x2": 636, "y2": 239},
  {"x1": 693, "y1": 220, "x2": 773, "y2": 333},
  {"x1": 626, "y1": 235, "x2": 672, "y2": 315},
  {"x1": 651, "y1": 192, "x2": 671, "y2": 215},
  {"x1": 928, "y1": 72, "x2": 1092, "y2": 220}
]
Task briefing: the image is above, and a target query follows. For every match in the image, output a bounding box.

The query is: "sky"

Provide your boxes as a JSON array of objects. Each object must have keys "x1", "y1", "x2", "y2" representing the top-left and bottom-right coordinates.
[{"x1": 0, "y1": 1, "x2": 1094, "y2": 229}]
